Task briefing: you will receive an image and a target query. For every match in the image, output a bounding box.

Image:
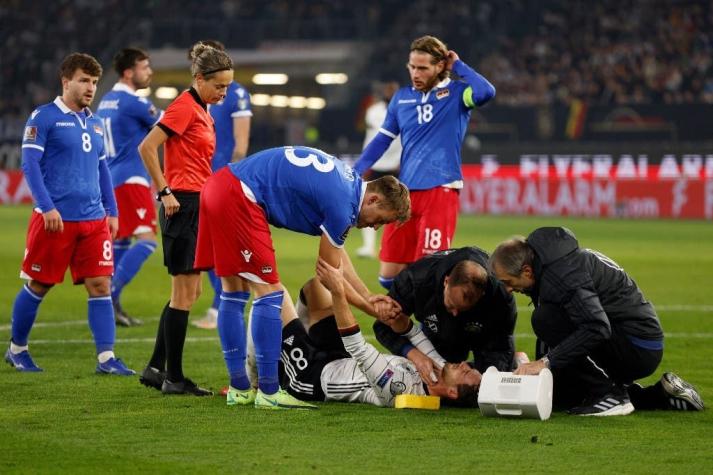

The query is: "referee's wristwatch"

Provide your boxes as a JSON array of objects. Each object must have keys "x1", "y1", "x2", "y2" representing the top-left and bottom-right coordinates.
[
  {"x1": 156, "y1": 186, "x2": 172, "y2": 201},
  {"x1": 541, "y1": 356, "x2": 551, "y2": 369}
]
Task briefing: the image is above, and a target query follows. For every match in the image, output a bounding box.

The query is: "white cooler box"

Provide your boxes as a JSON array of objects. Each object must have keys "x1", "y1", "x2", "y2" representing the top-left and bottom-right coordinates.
[{"x1": 477, "y1": 366, "x2": 553, "y2": 420}]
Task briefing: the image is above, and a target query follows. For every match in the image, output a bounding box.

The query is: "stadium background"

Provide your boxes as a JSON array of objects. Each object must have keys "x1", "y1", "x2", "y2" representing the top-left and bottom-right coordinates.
[{"x1": 1, "y1": 1, "x2": 712, "y2": 473}]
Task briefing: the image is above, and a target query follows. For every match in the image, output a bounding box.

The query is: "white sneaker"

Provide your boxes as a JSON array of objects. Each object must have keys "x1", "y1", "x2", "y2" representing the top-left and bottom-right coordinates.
[{"x1": 192, "y1": 307, "x2": 218, "y2": 329}]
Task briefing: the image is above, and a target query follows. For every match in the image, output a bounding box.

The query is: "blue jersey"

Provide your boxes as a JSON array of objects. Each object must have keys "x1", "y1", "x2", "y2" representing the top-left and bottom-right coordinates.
[
  {"x1": 209, "y1": 81, "x2": 252, "y2": 171},
  {"x1": 96, "y1": 83, "x2": 161, "y2": 186},
  {"x1": 229, "y1": 146, "x2": 363, "y2": 247},
  {"x1": 380, "y1": 78, "x2": 473, "y2": 190},
  {"x1": 21, "y1": 97, "x2": 109, "y2": 221}
]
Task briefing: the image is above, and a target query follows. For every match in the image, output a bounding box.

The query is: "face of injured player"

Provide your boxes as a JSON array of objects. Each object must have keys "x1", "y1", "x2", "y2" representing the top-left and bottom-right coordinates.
[{"x1": 441, "y1": 362, "x2": 481, "y2": 388}]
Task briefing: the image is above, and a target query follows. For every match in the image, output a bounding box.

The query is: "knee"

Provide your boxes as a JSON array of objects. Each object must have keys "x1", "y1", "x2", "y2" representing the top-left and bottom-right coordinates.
[{"x1": 86, "y1": 277, "x2": 111, "y2": 297}]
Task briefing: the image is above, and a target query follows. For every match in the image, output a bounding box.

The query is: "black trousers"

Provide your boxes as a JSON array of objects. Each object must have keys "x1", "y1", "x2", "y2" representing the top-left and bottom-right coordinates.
[{"x1": 532, "y1": 304, "x2": 662, "y2": 409}]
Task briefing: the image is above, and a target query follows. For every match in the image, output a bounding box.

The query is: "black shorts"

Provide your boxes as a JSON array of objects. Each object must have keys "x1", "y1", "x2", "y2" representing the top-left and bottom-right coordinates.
[
  {"x1": 159, "y1": 191, "x2": 200, "y2": 275},
  {"x1": 278, "y1": 318, "x2": 349, "y2": 401}
]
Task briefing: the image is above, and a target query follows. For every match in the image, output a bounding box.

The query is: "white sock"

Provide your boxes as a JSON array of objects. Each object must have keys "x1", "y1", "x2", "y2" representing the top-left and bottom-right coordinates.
[
  {"x1": 97, "y1": 351, "x2": 115, "y2": 363},
  {"x1": 360, "y1": 227, "x2": 376, "y2": 252},
  {"x1": 10, "y1": 342, "x2": 28, "y2": 354}
]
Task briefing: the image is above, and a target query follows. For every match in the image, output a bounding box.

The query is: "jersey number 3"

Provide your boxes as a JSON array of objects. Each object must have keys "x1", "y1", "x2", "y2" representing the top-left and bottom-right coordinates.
[{"x1": 284, "y1": 147, "x2": 335, "y2": 173}]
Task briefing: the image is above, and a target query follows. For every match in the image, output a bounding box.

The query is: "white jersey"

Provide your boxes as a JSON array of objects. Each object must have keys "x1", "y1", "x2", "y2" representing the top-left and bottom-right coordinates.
[
  {"x1": 320, "y1": 331, "x2": 425, "y2": 407},
  {"x1": 363, "y1": 101, "x2": 401, "y2": 172}
]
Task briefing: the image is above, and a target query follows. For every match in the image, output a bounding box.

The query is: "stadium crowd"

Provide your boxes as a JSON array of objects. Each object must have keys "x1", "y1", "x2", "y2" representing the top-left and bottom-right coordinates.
[{"x1": 2, "y1": 0, "x2": 712, "y2": 122}]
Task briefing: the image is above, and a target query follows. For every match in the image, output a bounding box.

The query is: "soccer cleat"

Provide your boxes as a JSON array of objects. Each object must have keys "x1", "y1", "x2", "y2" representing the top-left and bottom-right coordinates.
[
  {"x1": 96, "y1": 357, "x2": 136, "y2": 376},
  {"x1": 161, "y1": 378, "x2": 213, "y2": 396},
  {"x1": 140, "y1": 365, "x2": 166, "y2": 390},
  {"x1": 254, "y1": 388, "x2": 318, "y2": 410},
  {"x1": 568, "y1": 391, "x2": 634, "y2": 417},
  {"x1": 4, "y1": 347, "x2": 42, "y2": 372},
  {"x1": 192, "y1": 307, "x2": 218, "y2": 330},
  {"x1": 113, "y1": 301, "x2": 143, "y2": 327},
  {"x1": 226, "y1": 386, "x2": 257, "y2": 406},
  {"x1": 661, "y1": 372, "x2": 704, "y2": 411}
]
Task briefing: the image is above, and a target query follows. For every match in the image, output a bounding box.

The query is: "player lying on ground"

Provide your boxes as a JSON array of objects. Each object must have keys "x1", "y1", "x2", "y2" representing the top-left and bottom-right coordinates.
[{"x1": 238, "y1": 259, "x2": 482, "y2": 408}]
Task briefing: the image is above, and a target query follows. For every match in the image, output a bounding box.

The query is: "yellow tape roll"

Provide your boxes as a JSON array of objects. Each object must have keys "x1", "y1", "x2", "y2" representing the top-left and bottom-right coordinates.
[{"x1": 394, "y1": 394, "x2": 440, "y2": 410}]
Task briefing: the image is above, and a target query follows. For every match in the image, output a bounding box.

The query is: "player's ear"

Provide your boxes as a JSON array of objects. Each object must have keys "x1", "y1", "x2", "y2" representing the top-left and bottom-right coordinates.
[
  {"x1": 521, "y1": 264, "x2": 534, "y2": 279},
  {"x1": 446, "y1": 386, "x2": 458, "y2": 399}
]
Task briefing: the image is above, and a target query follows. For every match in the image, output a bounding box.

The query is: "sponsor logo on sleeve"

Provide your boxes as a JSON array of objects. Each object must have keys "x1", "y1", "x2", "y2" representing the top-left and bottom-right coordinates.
[
  {"x1": 93, "y1": 124, "x2": 103, "y2": 136},
  {"x1": 24, "y1": 126, "x2": 37, "y2": 142},
  {"x1": 436, "y1": 89, "x2": 450, "y2": 100},
  {"x1": 376, "y1": 369, "x2": 394, "y2": 388},
  {"x1": 238, "y1": 99, "x2": 248, "y2": 110}
]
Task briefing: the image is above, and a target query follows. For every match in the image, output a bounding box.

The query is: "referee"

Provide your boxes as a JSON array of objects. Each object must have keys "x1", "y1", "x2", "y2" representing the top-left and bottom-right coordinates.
[{"x1": 138, "y1": 42, "x2": 233, "y2": 396}]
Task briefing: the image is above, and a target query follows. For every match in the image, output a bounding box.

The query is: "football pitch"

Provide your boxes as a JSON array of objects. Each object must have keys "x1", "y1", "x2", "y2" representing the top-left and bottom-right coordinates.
[{"x1": 1, "y1": 205, "x2": 711, "y2": 473}]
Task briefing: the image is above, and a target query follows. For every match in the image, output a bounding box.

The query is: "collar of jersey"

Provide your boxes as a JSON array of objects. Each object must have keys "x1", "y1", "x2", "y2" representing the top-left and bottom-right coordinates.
[
  {"x1": 188, "y1": 87, "x2": 207, "y2": 110},
  {"x1": 53, "y1": 96, "x2": 93, "y2": 117},
  {"x1": 356, "y1": 181, "x2": 367, "y2": 222},
  {"x1": 411, "y1": 77, "x2": 451, "y2": 93},
  {"x1": 112, "y1": 82, "x2": 139, "y2": 96}
]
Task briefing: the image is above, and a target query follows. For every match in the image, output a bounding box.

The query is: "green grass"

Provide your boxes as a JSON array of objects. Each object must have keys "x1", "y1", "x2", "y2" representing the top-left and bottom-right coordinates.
[{"x1": 1, "y1": 205, "x2": 712, "y2": 474}]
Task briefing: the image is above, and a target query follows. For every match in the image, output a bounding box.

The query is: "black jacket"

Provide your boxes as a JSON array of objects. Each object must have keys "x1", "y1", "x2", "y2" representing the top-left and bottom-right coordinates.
[
  {"x1": 527, "y1": 227, "x2": 663, "y2": 369},
  {"x1": 373, "y1": 247, "x2": 517, "y2": 372}
]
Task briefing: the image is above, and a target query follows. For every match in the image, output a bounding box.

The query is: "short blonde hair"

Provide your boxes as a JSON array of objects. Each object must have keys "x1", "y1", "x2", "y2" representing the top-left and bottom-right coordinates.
[{"x1": 366, "y1": 176, "x2": 411, "y2": 223}]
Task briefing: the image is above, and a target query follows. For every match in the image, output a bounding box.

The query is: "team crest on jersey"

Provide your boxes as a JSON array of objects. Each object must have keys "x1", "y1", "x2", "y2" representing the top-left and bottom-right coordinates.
[
  {"x1": 93, "y1": 124, "x2": 103, "y2": 136},
  {"x1": 425, "y1": 314, "x2": 438, "y2": 333},
  {"x1": 389, "y1": 380, "x2": 406, "y2": 396},
  {"x1": 464, "y1": 321, "x2": 483, "y2": 334},
  {"x1": 376, "y1": 369, "x2": 394, "y2": 388},
  {"x1": 24, "y1": 126, "x2": 37, "y2": 142},
  {"x1": 261, "y1": 265, "x2": 273, "y2": 274},
  {"x1": 436, "y1": 89, "x2": 450, "y2": 100}
]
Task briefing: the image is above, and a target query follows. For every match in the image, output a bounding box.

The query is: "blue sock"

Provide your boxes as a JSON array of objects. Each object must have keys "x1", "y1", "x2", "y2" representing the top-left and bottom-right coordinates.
[
  {"x1": 111, "y1": 240, "x2": 157, "y2": 301},
  {"x1": 11, "y1": 284, "x2": 44, "y2": 346},
  {"x1": 217, "y1": 291, "x2": 251, "y2": 390},
  {"x1": 113, "y1": 238, "x2": 131, "y2": 268},
  {"x1": 208, "y1": 270, "x2": 222, "y2": 310},
  {"x1": 88, "y1": 296, "x2": 115, "y2": 354},
  {"x1": 251, "y1": 290, "x2": 283, "y2": 395},
  {"x1": 378, "y1": 275, "x2": 394, "y2": 290}
]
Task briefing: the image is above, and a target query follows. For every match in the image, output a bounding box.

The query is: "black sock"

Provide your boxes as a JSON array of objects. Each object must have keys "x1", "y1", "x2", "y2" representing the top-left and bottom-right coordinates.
[
  {"x1": 164, "y1": 306, "x2": 190, "y2": 382},
  {"x1": 148, "y1": 302, "x2": 170, "y2": 370},
  {"x1": 628, "y1": 381, "x2": 666, "y2": 410}
]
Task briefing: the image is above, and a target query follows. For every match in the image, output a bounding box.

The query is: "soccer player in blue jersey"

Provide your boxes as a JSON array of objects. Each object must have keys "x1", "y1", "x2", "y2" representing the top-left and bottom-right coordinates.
[
  {"x1": 194, "y1": 146, "x2": 410, "y2": 408},
  {"x1": 190, "y1": 40, "x2": 253, "y2": 331},
  {"x1": 5, "y1": 53, "x2": 134, "y2": 375},
  {"x1": 97, "y1": 48, "x2": 162, "y2": 327},
  {"x1": 354, "y1": 35, "x2": 496, "y2": 290}
]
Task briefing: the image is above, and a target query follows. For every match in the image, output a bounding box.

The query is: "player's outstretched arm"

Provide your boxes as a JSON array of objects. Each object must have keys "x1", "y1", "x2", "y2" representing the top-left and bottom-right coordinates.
[{"x1": 319, "y1": 234, "x2": 376, "y2": 316}]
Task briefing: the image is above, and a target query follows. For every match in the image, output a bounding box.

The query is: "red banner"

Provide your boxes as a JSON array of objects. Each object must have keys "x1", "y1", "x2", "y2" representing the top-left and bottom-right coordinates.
[
  {"x1": 460, "y1": 165, "x2": 713, "y2": 219},
  {"x1": 3, "y1": 168, "x2": 712, "y2": 219}
]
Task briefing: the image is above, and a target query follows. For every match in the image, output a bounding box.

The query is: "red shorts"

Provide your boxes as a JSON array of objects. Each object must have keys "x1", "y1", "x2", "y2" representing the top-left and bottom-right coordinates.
[
  {"x1": 379, "y1": 187, "x2": 460, "y2": 264},
  {"x1": 21, "y1": 211, "x2": 114, "y2": 284},
  {"x1": 194, "y1": 167, "x2": 280, "y2": 284},
  {"x1": 114, "y1": 183, "x2": 157, "y2": 239}
]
